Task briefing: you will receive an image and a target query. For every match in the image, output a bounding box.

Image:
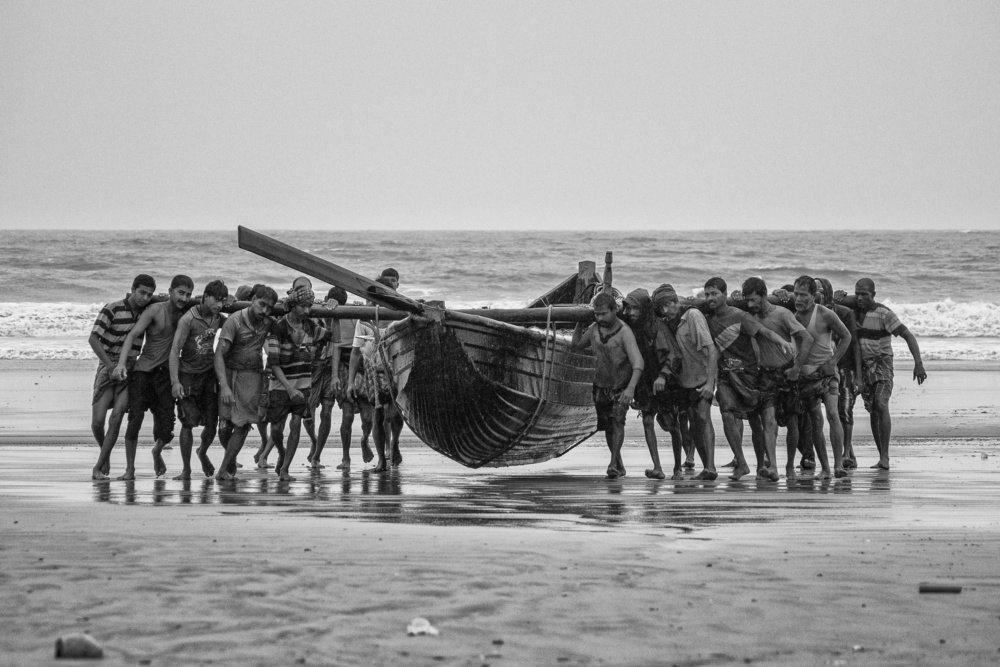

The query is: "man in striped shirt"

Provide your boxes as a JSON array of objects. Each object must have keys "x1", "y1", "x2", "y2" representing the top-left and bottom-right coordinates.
[
  {"x1": 853, "y1": 278, "x2": 927, "y2": 471},
  {"x1": 265, "y1": 285, "x2": 332, "y2": 481},
  {"x1": 90, "y1": 274, "x2": 156, "y2": 480}
]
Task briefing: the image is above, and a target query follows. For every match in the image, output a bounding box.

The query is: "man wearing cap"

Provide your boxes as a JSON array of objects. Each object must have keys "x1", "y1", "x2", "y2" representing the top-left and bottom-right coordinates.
[
  {"x1": 853, "y1": 278, "x2": 927, "y2": 470},
  {"x1": 652, "y1": 284, "x2": 719, "y2": 481},
  {"x1": 622, "y1": 288, "x2": 681, "y2": 480}
]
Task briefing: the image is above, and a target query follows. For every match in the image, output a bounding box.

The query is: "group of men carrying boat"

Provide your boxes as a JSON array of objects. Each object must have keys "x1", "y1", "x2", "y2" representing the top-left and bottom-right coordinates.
[
  {"x1": 573, "y1": 275, "x2": 927, "y2": 482},
  {"x1": 89, "y1": 265, "x2": 926, "y2": 483},
  {"x1": 89, "y1": 270, "x2": 404, "y2": 482}
]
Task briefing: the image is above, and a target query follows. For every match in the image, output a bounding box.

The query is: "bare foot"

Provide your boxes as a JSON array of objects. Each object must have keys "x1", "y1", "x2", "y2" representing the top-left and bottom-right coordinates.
[
  {"x1": 670, "y1": 468, "x2": 684, "y2": 480},
  {"x1": 606, "y1": 465, "x2": 620, "y2": 479},
  {"x1": 198, "y1": 452, "x2": 215, "y2": 477},
  {"x1": 172, "y1": 470, "x2": 191, "y2": 481},
  {"x1": 152, "y1": 446, "x2": 167, "y2": 477},
  {"x1": 729, "y1": 464, "x2": 751, "y2": 481},
  {"x1": 645, "y1": 468, "x2": 666, "y2": 480},
  {"x1": 721, "y1": 458, "x2": 738, "y2": 468},
  {"x1": 91, "y1": 469, "x2": 109, "y2": 481},
  {"x1": 763, "y1": 467, "x2": 780, "y2": 482},
  {"x1": 373, "y1": 461, "x2": 388, "y2": 473},
  {"x1": 278, "y1": 470, "x2": 296, "y2": 481},
  {"x1": 785, "y1": 465, "x2": 796, "y2": 480},
  {"x1": 116, "y1": 469, "x2": 135, "y2": 481},
  {"x1": 336, "y1": 459, "x2": 350, "y2": 472},
  {"x1": 256, "y1": 458, "x2": 270, "y2": 470},
  {"x1": 100, "y1": 460, "x2": 110, "y2": 476},
  {"x1": 834, "y1": 467, "x2": 849, "y2": 478},
  {"x1": 215, "y1": 469, "x2": 234, "y2": 481},
  {"x1": 817, "y1": 468, "x2": 832, "y2": 480},
  {"x1": 694, "y1": 470, "x2": 718, "y2": 481},
  {"x1": 361, "y1": 442, "x2": 374, "y2": 463},
  {"x1": 392, "y1": 448, "x2": 402, "y2": 466},
  {"x1": 683, "y1": 460, "x2": 696, "y2": 469},
  {"x1": 871, "y1": 461, "x2": 890, "y2": 470}
]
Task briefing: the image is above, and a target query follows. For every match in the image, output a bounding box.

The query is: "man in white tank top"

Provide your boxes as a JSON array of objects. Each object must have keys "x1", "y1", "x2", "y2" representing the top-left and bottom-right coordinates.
[{"x1": 792, "y1": 276, "x2": 853, "y2": 479}]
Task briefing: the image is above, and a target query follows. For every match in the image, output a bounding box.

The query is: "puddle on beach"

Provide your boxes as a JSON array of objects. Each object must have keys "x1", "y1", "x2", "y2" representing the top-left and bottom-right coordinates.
[{"x1": 2, "y1": 439, "x2": 999, "y2": 532}]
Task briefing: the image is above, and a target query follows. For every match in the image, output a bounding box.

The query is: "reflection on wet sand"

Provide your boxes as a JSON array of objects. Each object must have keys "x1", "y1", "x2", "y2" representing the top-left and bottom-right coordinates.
[{"x1": 12, "y1": 438, "x2": 999, "y2": 533}]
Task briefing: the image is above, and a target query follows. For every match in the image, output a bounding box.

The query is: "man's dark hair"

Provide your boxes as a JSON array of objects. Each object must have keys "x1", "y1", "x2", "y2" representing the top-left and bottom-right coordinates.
[
  {"x1": 592, "y1": 291, "x2": 618, "y2": 312},
  {"x1": 781, "y1": 284, "x2": 795, "y2": 292},
  {"x1": 254, "y1": 285, "x2": 279, "y2": 303},
  {"x1": 132, "y1": 274, "x2": 156, "y2": 292},
  {"x1": 326, "y1": 286, "x2": 348, "y2": 305},
  {"x1": 741, "y1": 277, "x2": 768, "y2": 299},
  {"x1": 380, "y1": 267, "x2": 399, "y2": 280},
  {"x1": 704, "y1": 277, "x2": 727, "y2": 294},
  {"x1": 203, "y1": 280, "x2": 228, "y2": 301},
  {"x1": 170, "y1": 274, "x2": 194, "y2": 291},
  {"x1": 375, "y1": 275, "x2": 394, "y2": 288},
  {"x1": 794, "y1": 275, "x2": 816, "y2": 295}
]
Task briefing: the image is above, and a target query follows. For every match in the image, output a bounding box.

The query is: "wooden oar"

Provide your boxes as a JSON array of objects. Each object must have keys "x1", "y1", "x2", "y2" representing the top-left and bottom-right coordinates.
[
  {"x1": 237, "y1": 226, "x2": 424, "y2": 314},
  {"x1": 236, "y1": 227, "x2": 594, "y2": 325}
]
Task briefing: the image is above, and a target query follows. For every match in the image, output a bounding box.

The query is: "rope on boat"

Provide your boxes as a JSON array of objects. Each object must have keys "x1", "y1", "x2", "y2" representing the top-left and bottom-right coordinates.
[{"x1": 520, "y1": 305, "x2": 557, "y2": 440}]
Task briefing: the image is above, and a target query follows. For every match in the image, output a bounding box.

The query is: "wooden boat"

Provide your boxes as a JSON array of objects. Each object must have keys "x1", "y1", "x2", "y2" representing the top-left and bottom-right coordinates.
[{"x1": 237, "y1": 227, "x2": 600, "y2": 468}]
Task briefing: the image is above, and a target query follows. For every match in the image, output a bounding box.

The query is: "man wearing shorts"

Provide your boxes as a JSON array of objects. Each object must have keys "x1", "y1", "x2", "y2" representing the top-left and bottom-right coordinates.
[
  {"x1": 741, "y1": 277, "x2": 813, "y2": 478},
  {"x1": 90, "y1": 274, "x2": 156, "y2": 480},
  {"x1": 703, "y1": 277, "x2": 794, "y2": 481},
  {"x1": 114, "y1": 275, "x2": 194, "y2": 479},
  {"x1": 169, "y1": 279, "x2": 228, "y2": 479},
  {"x1": 853, "y1": 277, "x2": 927, "y2": 470},
  {"x1": 572, "y1": 291, "x2": 644, "y2": 479},
  {"x1": 815, "y1": 278, "x2": 863, "y2": 468},
  {"x1": 654, "y1": 284, "x2": 719, "y2": 481},
  {"x1": 266, "y1": 284, "x2": 331, "y2": 481},
  {"x1": 215, "y1": 286, "x2": 277, "y2": 480}
]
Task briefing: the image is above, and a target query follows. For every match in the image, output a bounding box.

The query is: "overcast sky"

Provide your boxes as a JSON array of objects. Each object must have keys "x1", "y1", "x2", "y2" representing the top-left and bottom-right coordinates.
[{"x1": 2, "y1": 1, "x2": 998, "y2": 231}]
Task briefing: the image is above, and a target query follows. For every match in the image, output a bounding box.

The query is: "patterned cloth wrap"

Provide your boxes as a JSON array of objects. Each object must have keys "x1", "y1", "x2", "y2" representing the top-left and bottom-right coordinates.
[
  {"x1": 285, "y1": 286, "x2": 315, "y2": 307},
  {"x1": 797, "y1": 367, "x2": 840, "y2": 408},
  {"x1": 716, "y1": 358, "x2": 765, "y2": 413},
  {"x1": 860, "y1": 354, "x2": 893, "y2": 411}
]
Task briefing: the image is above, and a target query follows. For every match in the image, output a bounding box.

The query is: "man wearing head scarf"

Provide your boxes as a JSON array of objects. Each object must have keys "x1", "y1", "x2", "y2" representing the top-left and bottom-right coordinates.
[
  {"x1": 622, "y1": 288, "x2": 682, "y2": 479},
  {"x1": 263, "y1": 280, "x2": 332, "y2": 481},
  {"x1": 852, "y1": 278, "x2": 927, "y2": 470},
  {"x1": 652, "y1": 284, "x2": 719, "y2": 481}
]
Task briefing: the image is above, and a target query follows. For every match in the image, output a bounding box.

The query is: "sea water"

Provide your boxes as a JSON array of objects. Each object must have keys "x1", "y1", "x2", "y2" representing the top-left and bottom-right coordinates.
[{"x1": 1, "y1": 229, "x2": 998, "y2": 361}]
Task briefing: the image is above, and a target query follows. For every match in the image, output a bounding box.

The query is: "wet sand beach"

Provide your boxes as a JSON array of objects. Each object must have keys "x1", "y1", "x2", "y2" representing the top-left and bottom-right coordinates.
[{"x1": 1, "y1": 359, "x2": 999, "y2": 666}]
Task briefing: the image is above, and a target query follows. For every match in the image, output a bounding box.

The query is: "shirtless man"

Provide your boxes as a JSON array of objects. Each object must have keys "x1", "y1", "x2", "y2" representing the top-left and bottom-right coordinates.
[
  {"x1": 169, "y1": 279, "x2": 228, "y2": 480},
  {"x1": 852, "y1": 277, "x2": 927, "y2": 470},
  {"x1": 792, "y1": 276, "x2": 853, "y2": 479},
  {"x1": 703, "y1": 277, "x2": 795, "y2": 481},
  {"x1": 653, "y1": 284, "x2": 719, "y2": 481},
  {"x1": 741, "y1": 277, "x2": 814, "y2": 479},
  {"x1": 265, "y1": 284, "x2": 331, "y2": 481},
  {"x1": 622, "y1": 288, "x2": 680, "y2": 480},
  {"x1": 572, "y1": 291, "x2": 644, "y2": 479},
  {"x1": 113, "y1": 275, "x2": 193, "y2": 479},
  {"x1": 90, "y1": 275, "x2": 156, "y2": 480},
  {"x1": 347, "y1": 276, "x2": 403, "y2": 472},
  {"x1": 215, "y1": 286, "x2": 278, "y2": 480}
]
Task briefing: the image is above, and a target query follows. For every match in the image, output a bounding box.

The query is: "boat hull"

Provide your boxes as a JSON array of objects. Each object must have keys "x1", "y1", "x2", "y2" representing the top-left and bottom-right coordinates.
[{"x1": 381, "y1": 312, "x2": 597, "y2": 467}]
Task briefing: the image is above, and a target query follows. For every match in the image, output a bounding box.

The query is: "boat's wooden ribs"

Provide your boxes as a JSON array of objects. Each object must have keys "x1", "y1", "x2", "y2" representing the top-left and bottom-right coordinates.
[{"x1": 382, "y1": 315, "x2": 597, "y2": 468}]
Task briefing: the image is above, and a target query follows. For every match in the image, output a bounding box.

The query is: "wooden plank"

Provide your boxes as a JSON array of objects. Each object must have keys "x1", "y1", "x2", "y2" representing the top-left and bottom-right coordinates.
[
  {"x1": 236, "y1": 226, "x2": 424, "y2": 314},
  {"x1": 224, "y1": 302, "x2": 594, "y2": 324},
  {"x1": 602, "y1": 251, "x2": 613, "y2": 294},
  {"x1": 573, "y1": 261, "x2": 597, "y2": 304}
]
